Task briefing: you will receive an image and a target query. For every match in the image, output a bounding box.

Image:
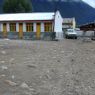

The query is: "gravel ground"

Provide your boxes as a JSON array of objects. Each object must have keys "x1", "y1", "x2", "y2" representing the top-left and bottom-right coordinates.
[{"x1": 0, "y1": 39, "x2": 95, "y2": 95}]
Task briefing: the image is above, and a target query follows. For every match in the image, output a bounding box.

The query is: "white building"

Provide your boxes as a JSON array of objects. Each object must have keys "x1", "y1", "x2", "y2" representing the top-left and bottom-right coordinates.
[
  {"x1": 0, "y1": 11, "x2": 63, "y2": 40},
  {"x1": 63, "y1": 18, "x2": 76, "y2": 30}
]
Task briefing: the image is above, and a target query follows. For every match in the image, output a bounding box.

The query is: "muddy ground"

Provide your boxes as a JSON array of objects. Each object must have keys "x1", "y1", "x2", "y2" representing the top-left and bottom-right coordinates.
[{"x1": 0, "y1": 39, "x2": 95, "y2": 95}]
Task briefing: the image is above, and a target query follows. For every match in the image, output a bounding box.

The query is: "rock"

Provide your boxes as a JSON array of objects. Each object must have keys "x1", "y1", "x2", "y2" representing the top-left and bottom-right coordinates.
[
  {"x1": 71, "y1": 59, "x2": 74, "y2": 62},
  {"x1": 20, "y1": 82, "x2": 29, "y2": 89},
  {"x1": 4, "y1": 80, "x2": 17, "y2": 86},
  {"x1": 1, "y1": 51, "x2": 6, "y2": 54},
  {"x1": 9, "y1": 58, "x2": 15, "y2": 64},
  {"x1": 57, "y1": 60, "x2": 60, "y2": 62},
  {"x1": 1, "y1": 61, "x2": 5, "y2": 64},
  {"x1": 52, "y1": 56, "x2": 57, "y2": 59},
  {"x1": 61, "y1": 51, "x2": 65, "y2": 54},
  {"x1": 23, "y1": 91, "x2": 31, "y2": 95},
  {"x1": 11, "y1": 75, "x2": 15, "y2": 79},
  {"x1": 4, "y1": 39, "x2": 10, "y2": 41},
  {"x1": 1, "y1": 66, "x2": 8, "y2": 70},
  {"x1": 27, "y1": 64, "x2": 37, "y2": 68},
  {"x1": 82, "y1": 37, "x2": 92, "y2": 42},
  {"x1": 0, "y1": 74, "x2": 6, "y2": 78}
]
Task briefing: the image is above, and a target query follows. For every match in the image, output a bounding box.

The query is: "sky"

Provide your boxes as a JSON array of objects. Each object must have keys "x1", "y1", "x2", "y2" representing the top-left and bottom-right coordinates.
[{"x1": 83, "y1": 0, "x2": 95, "y2": 8}]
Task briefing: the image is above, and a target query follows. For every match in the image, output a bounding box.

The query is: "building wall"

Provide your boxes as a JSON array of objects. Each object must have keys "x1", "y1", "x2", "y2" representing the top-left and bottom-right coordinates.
[
  {"x1": 63, "y1": 18, "x2": 76, "y2": 30},
  {"x1": 0, "y1": 23, "x2": 3, "y2": 32},
  {"x1": 16, "y1": 23, "x2": 19, "y2": 32},
  {"x1": 54, "y1": 11, "x2": 63, "y2": 39},
  {"x1": 0, "y1": 21, "x2": 54, "y2": 39},
  {"x1": 0, "y1": 22, "x2": 54, "y2": 32},
  {"x1": 71, "y1": 18, "x2": 76, "y2": 29}
]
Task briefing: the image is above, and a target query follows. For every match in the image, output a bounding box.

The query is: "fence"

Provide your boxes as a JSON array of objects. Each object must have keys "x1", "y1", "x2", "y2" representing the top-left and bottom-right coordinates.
[{"x1": 76, "y1": 30, "x2": 94, "y2": 37}]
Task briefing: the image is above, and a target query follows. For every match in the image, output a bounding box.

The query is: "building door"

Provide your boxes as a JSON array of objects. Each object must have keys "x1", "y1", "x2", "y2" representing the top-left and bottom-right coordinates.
[
  {"x1": 19, "y1": 23, "x2": 23, "y2": 38},
  {"x1": 3, "y1": 23, "x2": 7, "y2": 37},
  {"x1": 36, "y1": 23, "x2": 41, "y2": 39}
]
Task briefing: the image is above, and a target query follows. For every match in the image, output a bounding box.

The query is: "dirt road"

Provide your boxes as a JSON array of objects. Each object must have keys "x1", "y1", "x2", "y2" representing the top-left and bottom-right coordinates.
[{"x1": 0, "y1": 39, "x2": 95, "y2": 95}]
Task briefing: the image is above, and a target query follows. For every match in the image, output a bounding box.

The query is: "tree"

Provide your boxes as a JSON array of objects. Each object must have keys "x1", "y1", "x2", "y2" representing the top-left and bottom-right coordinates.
[{"x1": 3, "y1": 0, "x2": 32, "y2": 13}]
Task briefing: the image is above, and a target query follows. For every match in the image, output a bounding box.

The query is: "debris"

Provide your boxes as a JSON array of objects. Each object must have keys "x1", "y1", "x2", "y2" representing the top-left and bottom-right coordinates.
[
  {"x1": 1, "y1": 66, "x2": 8, "y2": 70},
  {"x1": 4, "y1": 80, "x2": 17, "y2": 86},
  {"x1": 27, "y1": 64, "x2": 37, "y2": 68},
  {"x1": 20, "y1": 82, "x2": 29, "y2": 89}
]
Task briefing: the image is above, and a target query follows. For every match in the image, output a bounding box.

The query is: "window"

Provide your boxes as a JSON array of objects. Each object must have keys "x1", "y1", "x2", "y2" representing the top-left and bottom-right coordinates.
[
  {"x1": 26, "y1": 23, "x2": 33, "y2": 32},
  {"x1": 44, "y1": 22, "x2": 52, "y2": 32},
  {"x1": 10, "y1": 23, "x2": 16, "y2": 32}
]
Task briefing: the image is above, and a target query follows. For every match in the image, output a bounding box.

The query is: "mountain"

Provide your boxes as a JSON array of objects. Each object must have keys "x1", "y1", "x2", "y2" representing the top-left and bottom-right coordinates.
[
  {"x1": 31, "y1": 0, "x2": 95, "y2": 25},
  {"x1": 0, "y1": 0, "x2": 95, "y2": 25}
]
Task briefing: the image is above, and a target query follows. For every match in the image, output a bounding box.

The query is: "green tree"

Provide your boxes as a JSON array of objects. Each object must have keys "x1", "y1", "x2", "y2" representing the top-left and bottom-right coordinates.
[{"x1": 3, "y1": 0, "x2": 32, "y2": 13}]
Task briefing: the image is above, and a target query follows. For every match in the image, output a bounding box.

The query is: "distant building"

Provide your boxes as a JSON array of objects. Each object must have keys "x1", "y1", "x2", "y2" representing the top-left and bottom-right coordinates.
[
  {"x1": 62, "y1": 18, "x2": 76, "y2": 30},
  {"x1": 79, "y1": 22, "x2": 95, "y2": 31},
  {"x1": 0, "y1": 11, "x2": 63, "y2": 40}
]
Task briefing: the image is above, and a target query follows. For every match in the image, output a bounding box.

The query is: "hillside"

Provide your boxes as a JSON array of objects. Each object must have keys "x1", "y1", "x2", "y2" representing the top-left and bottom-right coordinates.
[
  {"x1": 31, "y1": 0, "x2": 95, "y2": 25},
  {"x1": 0, "y1": 0, "x2": 95, "y2": 25}
]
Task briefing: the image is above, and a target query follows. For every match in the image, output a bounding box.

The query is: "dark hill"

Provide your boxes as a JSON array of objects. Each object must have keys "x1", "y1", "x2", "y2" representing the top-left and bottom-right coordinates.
[
  {"x1": 31, "y1": 0, "x2": 95, "y2": 25},
  {"x1": 0, "y1": 0, "x2": 95, "y2": 25}
]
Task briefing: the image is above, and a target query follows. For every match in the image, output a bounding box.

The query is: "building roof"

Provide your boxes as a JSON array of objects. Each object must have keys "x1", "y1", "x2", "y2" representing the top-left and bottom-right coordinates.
[{"x1": 0, "y1": 12, "x2": 55, "y2": 21}]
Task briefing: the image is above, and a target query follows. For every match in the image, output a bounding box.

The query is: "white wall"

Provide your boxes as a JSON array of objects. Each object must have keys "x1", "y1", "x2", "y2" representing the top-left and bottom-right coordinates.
[
  {"x1": 23, "y1": 22, "x2": 26, "y2": 32},
  {"x1": 73, "y1": 18, "x2": 76, "y2": 29},
  {"x1": 16, "y1": 23, "x2": 19, "y2": 32},
  {"x1": 7, "y1": 23, "x2": 10, "y2": 32},
  {"x1": 76, "y1": 30, "x2": 94, "y2": 37},
  {"x1": 54, "y1": 11, "x2": 63, "y2": 39},
  {"x1": 33, "y1": 22, "x2": 36, "y2": 32},
  {"x1": 41, "y1": 22, "x2": 44, "y2": 32},
  {"x1": 0, "y1": 23, "x2": 3, "y2": 32}
]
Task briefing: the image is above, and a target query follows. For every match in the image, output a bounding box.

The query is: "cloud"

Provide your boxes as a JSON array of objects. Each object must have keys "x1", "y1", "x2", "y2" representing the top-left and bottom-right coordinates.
[
  {"x1": 47, "y1": 0, "x2": 95, "y2": 8},
  {"x1": 83, "y1": 0, "x2": 95, "y2": 8},
  {"x1": 47, "y1": 0, "x2": 81, "y2": 2}
]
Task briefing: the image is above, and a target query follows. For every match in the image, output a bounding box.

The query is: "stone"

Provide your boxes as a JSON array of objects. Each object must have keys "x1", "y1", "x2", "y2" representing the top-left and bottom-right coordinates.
[
  {"x1": 1, "y1": 66, "x2": 8, "y2": 70},
  {"x1": 61, "y1": 51, "x2": 65, "y2": 54},
  {"x1": 27, "y1": 64, "x2": 37, "y2": 68},
  {"x1": 0, "y1": 74, "x2": 6, "y2": 78},
  {"x1": 71, "y1": 59, "x2": 74, "y2": 62},
  {"x1": 4, "y1": 80, "x2": 17, "y2": 86},
  {"x1": 20, "y1": 82, "x2": 29, "y2": 89},
  {"x1": 9, "y1": 58, "x2": 15, "y2": 63},
  {"x1": 1, "y1": 61, "x2": 5, "y2": 64},
  {"x1": 4, "y1": 39, "x2": 10, "y2": 41},
  {"x1": 11, "y1": 75, "x2": 15, "y2": 79},
  {"x1": 1, "y1": 51, "x2": 6, "y2": 54}
]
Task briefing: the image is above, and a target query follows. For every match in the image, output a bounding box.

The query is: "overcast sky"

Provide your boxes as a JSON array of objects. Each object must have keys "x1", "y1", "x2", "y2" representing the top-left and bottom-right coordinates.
[{"x1": 83, "y1": 0, "x2": 95, "y2": 8}]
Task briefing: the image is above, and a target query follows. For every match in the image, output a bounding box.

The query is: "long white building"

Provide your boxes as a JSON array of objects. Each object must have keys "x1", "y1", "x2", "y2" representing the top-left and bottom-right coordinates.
[{"x1": 0, "y1": 11, "x2": 63, "y2": 40}]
